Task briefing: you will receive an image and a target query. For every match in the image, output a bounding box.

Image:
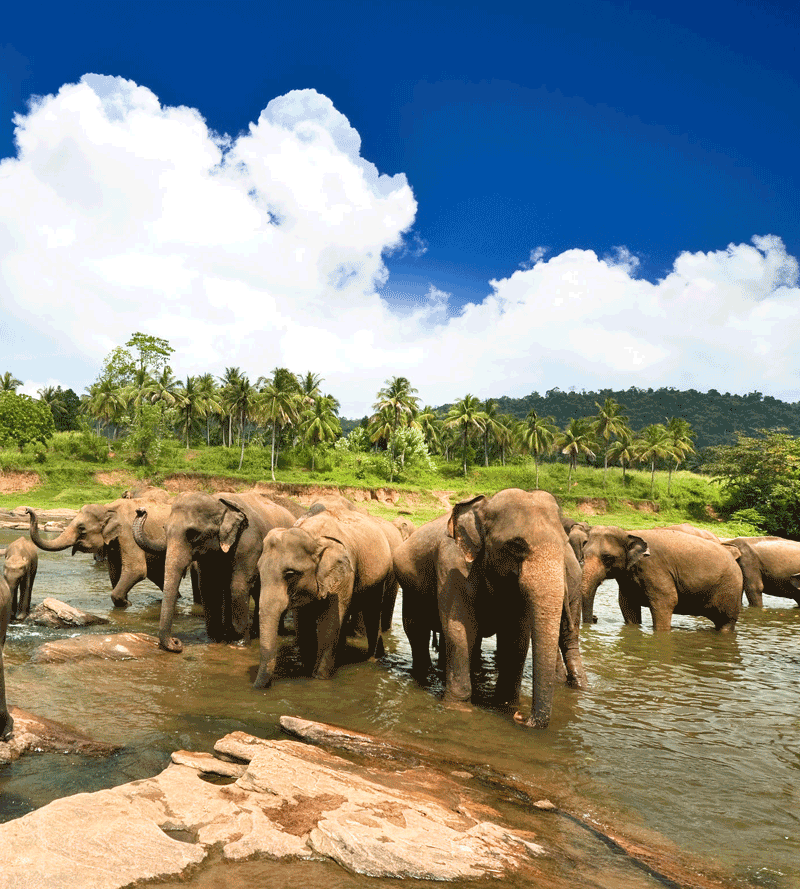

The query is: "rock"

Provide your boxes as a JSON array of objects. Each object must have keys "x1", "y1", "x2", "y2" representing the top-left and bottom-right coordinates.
[
  {"x1": 26, "y1": 597, "x2": 110, "y2": 629},
  {"x1": 0, "y1": 730, "x2": 546, "y2": 887},
  {"x1": 0, "y1": 706, "x2": 121, "y2": 764},
  {"x1": 31, "y1": 631, "x2": 162, "y2": 664}
]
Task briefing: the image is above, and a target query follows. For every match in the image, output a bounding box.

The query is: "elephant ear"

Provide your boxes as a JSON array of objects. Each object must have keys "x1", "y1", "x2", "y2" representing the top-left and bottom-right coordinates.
[
  {"x1": 625, "y1": 534, "x2": 650, "y2": 569},
  {"x1": 720, "y1": 542, "x2": 742, "y2": 561},
  {"x1": 447, "y1": 495, "x2": 486, "y2": 564},
  {"x1": 316, "y1": 537, "x2": 353, "y2": 600},
  {"x1": 101, "y1": 509, "x2": 122, "y2": 545},
  {"x1": 218, "y1": 499, "x2": 249, "y2": 553}
]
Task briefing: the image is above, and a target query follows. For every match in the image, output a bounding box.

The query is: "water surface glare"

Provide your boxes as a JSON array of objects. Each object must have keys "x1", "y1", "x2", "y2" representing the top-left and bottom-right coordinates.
[{"x1": 1, "y1": 529, "x2": 798, "y2": 887}]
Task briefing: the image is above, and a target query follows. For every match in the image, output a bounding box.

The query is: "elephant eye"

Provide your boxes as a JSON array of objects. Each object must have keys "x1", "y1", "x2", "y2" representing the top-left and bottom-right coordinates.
[{"x1": 283, "y1": 568, "x2": 300, "y2": 580}]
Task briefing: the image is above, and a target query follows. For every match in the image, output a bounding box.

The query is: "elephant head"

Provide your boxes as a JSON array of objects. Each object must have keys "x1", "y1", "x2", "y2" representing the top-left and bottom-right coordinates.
[
  {"x1": 447, "y1": 488, "x2": 570, "y2": 729},
  {"x1": 579, "y1": 526, "x2": 650, "y2": 623},
  {"x1": 133, "y1": 493, "x2": 249, "y2": 652},
  {"x1": 27, "y1": 503, "x2": 132, "y2": 559},
  {"x1": 254, "y1": 526, "x2": 354, "y2": 689}
]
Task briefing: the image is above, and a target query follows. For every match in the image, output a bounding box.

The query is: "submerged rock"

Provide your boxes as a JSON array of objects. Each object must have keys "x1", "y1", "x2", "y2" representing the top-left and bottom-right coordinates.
[
  {"x1": 0, "y1": 706, "x2": 121, "y2": 764},
  {"x1": 26, "y1": 597, "x2": 110, "y2": 629},
  {"x1": 0, "y1": 730, "x2": 545, "y2": 887},
  {"x1": 31, "y1": 631, "x2": 162, "y2": 663}
]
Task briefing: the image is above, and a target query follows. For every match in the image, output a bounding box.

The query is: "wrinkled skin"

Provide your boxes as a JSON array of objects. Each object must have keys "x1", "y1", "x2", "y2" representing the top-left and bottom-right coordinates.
[
  {"x1": 0, "y1": 574, "x2": 12, "y2": 740},
  {"x1": 254, "y1": 507, "x2": 394, "y2": 688},
  {"x1": 394, "y1": 488, "x2": 585, "y2": 729},
  {"x1": 0, "y1": 537, "x2": 38, "y2": 621},
  {"x1": 661, "y1": 523, "x2": 720, "y2": 542},
  {"x1": 27, "y1": 499, "x2": 174, "y2": 608},
  {"x1": 721, "y1": 536, "x2": 800, "y2": 607},
  {"x1": 562, "y1": 517, "x2": 591, "y2": 564},
  {"x1": 134, "y1": 492, "x2": 296, "y2": 653},
  {"x1": 580, "y1": 526, "x2": 743, "y2": 631}
]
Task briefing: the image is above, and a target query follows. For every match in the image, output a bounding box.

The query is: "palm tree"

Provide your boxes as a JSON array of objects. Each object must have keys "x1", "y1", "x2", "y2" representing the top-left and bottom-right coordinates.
[
  {"x1": 257, "y1": 377, "x2": 301, "y2": 481},
  {"x1": 445, "y1": 394, "x2": 485, "y2": 477},
  {"x1": 636, "y1": 423, "x2": 672, "y2": 497},
  {"x1": 666, "y1": 417, "x2": 696, "y2": 494},
  {"x1": 0, "y1": 372, "x2": 22, "y2": 393},
  {"x1": 593, "y1": 397, "x2": 630, "y2": 489},
  {"x1": 298, "y1": 371, "x2": 323, "y2": 407},
  {"x1": 175, "y1": 376, "x2": 204, "y2": 448},
  {"x1": 496, "y1": 413, "x2": 519, "y2": 466},
  {"x1": 122, "y1": 366, "x2": 155, "y2": 418},
  {"x1": 38, "y1": 386, "x2": 67, "y2": 425},
  {"x1": 301, "y1": 394, "x2": 341, "y2": 471},
  {"x1": 195, "y1": 373, "x2": 221, "y2": 445},
  {"x1": 417, "y1": 405, "x2": 442, "y2": 455},
  {"x1": 480, "y1": 399, "x2": 506, "y2": 467},
  {"x1": 372, "y1": 376, "x2": 420, "y2": 482},
  {"x1": 148, "y1": 366, "x2": 179, "y2": 410},
  {"x1": 224, "y1": 374, "x2": 256, "y2": 470},
  {"x1": 556, "y1": 418, "x2": 596, "y2": 491},
  {"x1": 219, "y1": 367, "x2": 244, "y2": 447},
  {"x1": 608, "y1": 427, "x2": 636, "y2": 484},
  {"x1": 85, "y1": 378, "x2": 125, "y2": 438},
  {"x1": 520, "y1": 410, "x2": 557, "y2": 489}
]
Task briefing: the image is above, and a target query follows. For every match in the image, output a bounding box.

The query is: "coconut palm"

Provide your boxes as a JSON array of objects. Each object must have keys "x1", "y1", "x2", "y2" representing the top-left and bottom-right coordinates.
[
  {"x1": 556, "y1": 418, "x2": 596, "y2": 491},
  {"x1": 298, "y1": 371, "x2": 324, "y2": 406},
  {"x1": 480, "y1": 399, "x2": 506, "y2": 467},
  {"x1": 666, "y1": 417, "x2": 696, "y2": 494},
  {"x1": 219, "y1": 367, "x2": 244, "y2": 447},
  {"x1": 635, "y1": 423, "x2": 672, "y2": 497},
  {"x1": 38, "y1": 386, "x2": 67, "y2": 425},
  {"x1": 195, "y1": 373, "x2": 222, "y2": 445},
  {"x1": 372, "y1": 376, "x2": 420, "y2": 482},
  {"x1": 593, "y1": 397, "x2": 630, "y2": 489},
  {"x1": 175, "y1": 376, "x2": 204, "y2": 448},
  {"x1": 608, "y1": 427, "x2": 636, "y2": 484},
  {"x1": 417, "y1": 405, "x2": 442, "y2": 455},
  {"x1": 257, "y1": 377, "x2": 302, "y2": 481},
  {"x1": 0, "y1": 372, "x2": 22, "y2": 393},
  {"x1": 445, "y1": 394, "x2": 485, "y2": 477},
  {"x1": 224, "y1": 374, "x2": 257, "y2": 470},
  {"x1": 301, "y1": 394, "x2": 341, "y2": 471},
  {"x1": 520, "y1": 410, "x2": 558, "y2": 489},
  {"x1": 85, "y1": 378, "x2": 126, "y2": 438}
]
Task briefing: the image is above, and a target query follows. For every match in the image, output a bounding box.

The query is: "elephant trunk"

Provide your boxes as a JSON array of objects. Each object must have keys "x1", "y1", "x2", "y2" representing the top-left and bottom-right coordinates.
[
  {"x1": 521, "y1": 557, "x2": 563, "y2": 729},
  {"x1": 158, "y1": 541, "x2": 191, "y2": 653},
  {"x1": 579, "y1": 556, "x2": 608, "y2": 624},
  {"x1": 253, "y1": 581, "x2": 289, "y2": 689},
  {"x1": 132, "y1": 509, "x2": 167, "y2": 555},
  {"x1": 27, "y1": 508, "x2": 80, "y2": 552}
]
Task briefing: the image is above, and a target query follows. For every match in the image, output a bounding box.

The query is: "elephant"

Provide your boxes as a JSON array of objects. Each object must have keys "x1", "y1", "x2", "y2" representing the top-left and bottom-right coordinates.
[
  {"x1": 719, "y1": 536, "x2": 800, "y2": 607},
  {"x1": 122, "y1": 485, "x2": 172, "y2": 503},
  {"x1": 662, "y1": 523, "x2": 720, "y2": 542},
  {"x1": 394, "y1": 488, "x2": 585, "y2": 729},
  {"x1": 27, "y1": 498, "x2": 175, "y2": 608},
  {"x1": 254, "y1": 504, "x2": 394, "y2": 688},
  {"x1": 0, "y1": 537, "x2": 38, "y2": 621},
  {"x1": 0, "y1": 574, "x2": 11, "y2": 741},
  {"x1": 562, "y1": 517, "x2": 591, "y2": 563},
  {"x1": 579, "y1": 526, "x2": 743, "y2": 631},
  {"x1": 133, "y1": 492, "x2": 296, "y2": 652}
]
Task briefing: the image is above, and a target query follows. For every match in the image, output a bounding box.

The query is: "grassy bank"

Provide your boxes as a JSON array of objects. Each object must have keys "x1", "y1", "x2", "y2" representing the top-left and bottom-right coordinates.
[{"x1": 0, "y1": 435, "x2": 757, "y2": 535}]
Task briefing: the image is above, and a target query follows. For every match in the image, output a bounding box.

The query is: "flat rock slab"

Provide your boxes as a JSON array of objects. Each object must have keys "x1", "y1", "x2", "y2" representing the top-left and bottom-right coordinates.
[
  {"x1": 31, "y1": 631, "x2": 163, "y2": 664},
  {"x1": 0, "y1": 507, "x2": 77, "y2": 531},
  {"x1": 0, "y1": 706, "x2": 121, "y2": 764},
  {"x1": 0, "y1": 731, "x2": 545, "y2": 888},
  {"x1": 26, "y1": 597, "x2": 110, "y2": 629}
]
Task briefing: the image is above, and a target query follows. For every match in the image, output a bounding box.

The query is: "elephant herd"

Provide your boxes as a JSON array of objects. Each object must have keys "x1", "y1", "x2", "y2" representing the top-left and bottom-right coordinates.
[{"x1": 2, "y1": 484, "x2": 800, "y2": 742}]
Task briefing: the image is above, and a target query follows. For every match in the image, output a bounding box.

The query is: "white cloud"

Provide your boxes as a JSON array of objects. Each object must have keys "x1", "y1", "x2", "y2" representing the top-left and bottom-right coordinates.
[{"x1": 1, "y1": 75, "x2": 799, "y2": 416}]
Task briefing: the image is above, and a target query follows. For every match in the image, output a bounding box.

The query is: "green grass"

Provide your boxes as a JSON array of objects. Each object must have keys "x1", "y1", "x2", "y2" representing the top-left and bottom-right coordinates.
[{"x1": 0, "y1": 434, "x2": 752, "y2": 534}]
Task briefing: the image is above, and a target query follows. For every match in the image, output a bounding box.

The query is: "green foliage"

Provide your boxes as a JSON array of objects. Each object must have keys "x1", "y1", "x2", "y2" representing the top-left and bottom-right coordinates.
[
  {"x1": 122, "y1": 403, "x2": 171, "y2": 467},
  {"x1": 706, "y1": 431, "x2": 800, "y2": 538},
  {"x1": 0, "y1": 392, "x2": 56, "y2": 450}
]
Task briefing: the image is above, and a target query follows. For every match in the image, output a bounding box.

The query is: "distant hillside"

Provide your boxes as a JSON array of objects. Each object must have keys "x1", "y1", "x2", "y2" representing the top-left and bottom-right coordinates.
[{"x1": 490, "y1": 387, "x2": 800, "y2": 450}]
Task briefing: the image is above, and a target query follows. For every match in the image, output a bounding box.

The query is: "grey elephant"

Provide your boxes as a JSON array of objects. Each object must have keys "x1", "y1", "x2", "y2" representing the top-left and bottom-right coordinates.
[
  {"x1": 0, "y1": 574, "x2": 12, "y2": 740},
  {"x1": 562, "y1": 517, "x2": 591, "y2": 563},
  {"x1": 720, "y1": 536, "x2": 800, "y2": 607},
  {"x1": 254, "y1": 504, "x2": 394, "y2": 688},
  {"x1": 394, "y1": 488, "x2": 585, "y2": 729},
  {"x1": 0, "y1": 537, "x2": 38, "y2": 621},
  {"x1": 579, "y1": 526, "x2": 743, "y2": 630},
  {"x1": 134, "y1": 492, "x2": 296, "y2": 652},
  {"x1": 27, "y1": 499, "x2": 175, "y2": 608}
]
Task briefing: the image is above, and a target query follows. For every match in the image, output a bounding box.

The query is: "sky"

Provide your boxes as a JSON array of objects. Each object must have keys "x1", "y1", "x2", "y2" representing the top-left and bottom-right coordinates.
[{"x1": 1, "y1": 0, "x2": 799, "y2": 418}]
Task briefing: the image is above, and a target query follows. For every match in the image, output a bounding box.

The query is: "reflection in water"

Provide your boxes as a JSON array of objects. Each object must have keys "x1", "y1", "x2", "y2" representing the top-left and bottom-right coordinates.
[{"x1": 1, "y1": 532, "x2": 799, "y2": 886}]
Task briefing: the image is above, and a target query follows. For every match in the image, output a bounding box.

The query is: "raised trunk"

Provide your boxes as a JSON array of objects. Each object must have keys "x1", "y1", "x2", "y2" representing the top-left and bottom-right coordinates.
[
  {"x1": 521, "y1": 560, "x2": 563, "y2": 729},
  {"x1": 253, "y1": 584, "x2": 289, "y2": 688},
  {"x1": 132, "y1": 509, "x2": 167, "y2": 555},
  {"x1": 579, "y1": 556, "x2": 608, "y2": 624},
  {"x1": 27, "y1": 509, "x2": 80, "y2": 552}
]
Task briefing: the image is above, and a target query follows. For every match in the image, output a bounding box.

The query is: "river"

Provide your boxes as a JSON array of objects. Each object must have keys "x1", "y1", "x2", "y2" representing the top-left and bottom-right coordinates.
[{"x1": 1, "y1": 527, "x2": 798, "y2": 887}]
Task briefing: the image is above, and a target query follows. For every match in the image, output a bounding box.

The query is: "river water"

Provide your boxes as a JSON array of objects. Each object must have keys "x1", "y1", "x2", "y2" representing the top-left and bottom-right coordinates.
[{"x1": 1, "y1": 527, "x2": 798, "y2": 888}]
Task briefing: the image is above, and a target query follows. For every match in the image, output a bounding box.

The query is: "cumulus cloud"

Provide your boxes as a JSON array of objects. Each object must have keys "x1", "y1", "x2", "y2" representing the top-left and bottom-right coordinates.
[{"x1": 1, "y1": 75, "x2": 799, "y2": 416}]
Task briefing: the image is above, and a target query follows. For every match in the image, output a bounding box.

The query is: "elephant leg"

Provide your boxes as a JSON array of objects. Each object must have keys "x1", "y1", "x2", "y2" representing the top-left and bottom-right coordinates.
[
  {"x1": 312, "y1": 600, "x2": 343, "y2": 680},
  {"x1": 294, "y1": 606, "x2": 319, "y2": 673},
  {"x1": 618, "y1": 584, "x2": 643, "y2": 626},
  {"x1": 359, "y1": 582, "x2": 385, "y2": 661},
  {"x1": 0, "y1": 648, "x2": 11, "y2": 741},
  {"x1": 8, "y1": 582, "x2": 19, "y2": 623},
  {"x1": 110, "y1": 567, "x2": 147, "y2": 608},
  {"x1": 380, "y1": 577, "x2": 399, "y2": 633},
  {"x1": 190, "y1": 563, "x2": 202, "y2": 606},
  {"x1": 494, "y1": 598, "x2": 529, "y2": 709},
  {"x1": 402, "y1": 585, "x2": 432, "y2": 675},
  {"x1": 198, "y1": 561, "x2": 229, "y2": 642},
  {"x1": 18, "y1": 576, "x2": 33, "y2": 620},
  {"x1": 559, "y1": 599, "x2": 587, "y2": 687}
]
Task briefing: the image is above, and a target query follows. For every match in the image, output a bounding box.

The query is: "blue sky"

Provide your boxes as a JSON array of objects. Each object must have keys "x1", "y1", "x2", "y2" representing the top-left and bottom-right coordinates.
[{"x1": 1, "y1": 0, "x2": 799, "y2": 415}]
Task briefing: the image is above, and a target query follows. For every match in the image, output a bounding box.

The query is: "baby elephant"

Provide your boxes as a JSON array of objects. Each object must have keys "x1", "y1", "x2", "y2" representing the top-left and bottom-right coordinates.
[{"x1": 1, "y1": 538, "x2": 38, "y2": 621}]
